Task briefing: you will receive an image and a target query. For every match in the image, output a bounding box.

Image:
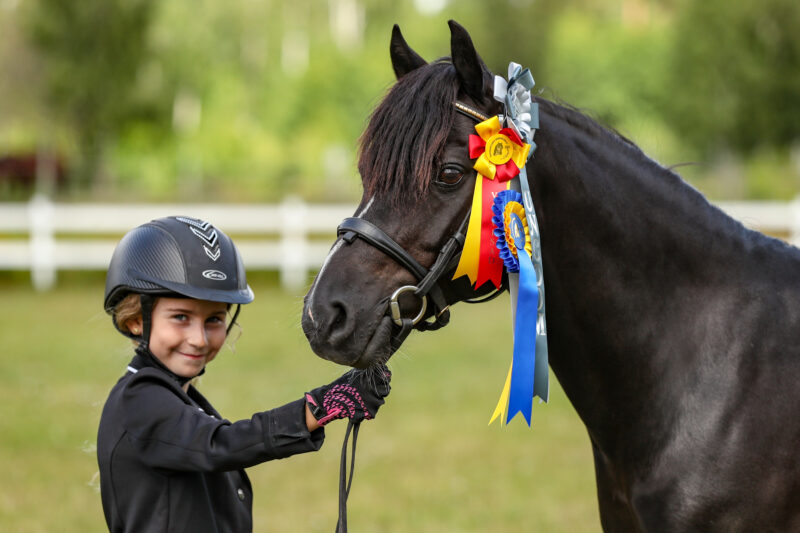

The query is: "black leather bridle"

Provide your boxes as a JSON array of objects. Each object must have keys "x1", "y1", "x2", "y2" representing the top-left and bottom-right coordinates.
[{"x1": 336, "y1": 101, "x2": 504, "y2": 352}]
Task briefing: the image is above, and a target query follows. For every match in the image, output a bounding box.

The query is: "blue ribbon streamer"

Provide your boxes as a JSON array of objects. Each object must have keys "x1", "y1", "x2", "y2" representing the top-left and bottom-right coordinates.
[
  {"x1": 517, "y1": 168, "x2": 549, "y2": 404},
  {"x1": 505, "y1": 213, "x2": 539, "y2": 426}
]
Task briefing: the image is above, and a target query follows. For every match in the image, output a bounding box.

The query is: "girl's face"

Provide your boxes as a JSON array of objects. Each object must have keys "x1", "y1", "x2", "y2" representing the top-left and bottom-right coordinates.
[{"x1": 132, "y1": 297, "x2": 229, "y2": 380}]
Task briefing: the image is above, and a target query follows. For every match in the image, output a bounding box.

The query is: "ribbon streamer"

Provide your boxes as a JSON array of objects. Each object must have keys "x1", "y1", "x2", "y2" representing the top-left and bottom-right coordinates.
[{"x1": 488, "y1": 190, "x2": 539, "y2": 426}]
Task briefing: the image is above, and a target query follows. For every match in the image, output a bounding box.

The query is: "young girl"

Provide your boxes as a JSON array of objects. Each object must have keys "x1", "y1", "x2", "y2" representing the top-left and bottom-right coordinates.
[{"x1": 97, "y1": 216, "x2": 390, "y2": 533}]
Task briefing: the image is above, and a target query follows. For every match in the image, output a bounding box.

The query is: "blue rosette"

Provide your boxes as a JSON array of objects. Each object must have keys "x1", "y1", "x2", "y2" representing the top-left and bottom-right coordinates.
[{"x1": 492, "y1": 189, "x2": 531, "y2": 273}]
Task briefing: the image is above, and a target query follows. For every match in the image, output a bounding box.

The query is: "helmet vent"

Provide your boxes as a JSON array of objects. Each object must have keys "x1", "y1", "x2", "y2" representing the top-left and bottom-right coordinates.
[{"x1": 175, "y1": 216, "x2": 221, "y2": 262}]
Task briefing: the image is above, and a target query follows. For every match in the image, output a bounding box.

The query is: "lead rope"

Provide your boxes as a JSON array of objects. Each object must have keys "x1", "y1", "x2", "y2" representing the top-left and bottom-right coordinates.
[{"x1": 336, "y1": 419, "x2": 360, "y2": 533}]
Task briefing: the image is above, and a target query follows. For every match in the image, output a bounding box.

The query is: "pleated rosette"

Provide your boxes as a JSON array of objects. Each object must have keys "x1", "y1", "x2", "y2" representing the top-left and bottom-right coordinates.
[
  {"x1": 469, "y1": 116, "x2": 531, "y2": 182},
  {"x1": 491, "y1": 190, "x2": 533, "y2": 274}
]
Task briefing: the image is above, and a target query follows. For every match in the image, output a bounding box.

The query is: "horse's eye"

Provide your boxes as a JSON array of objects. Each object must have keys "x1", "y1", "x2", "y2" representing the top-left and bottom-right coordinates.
[{"x1": 438, "y1": 166, "x2": 464, "y2": 186}]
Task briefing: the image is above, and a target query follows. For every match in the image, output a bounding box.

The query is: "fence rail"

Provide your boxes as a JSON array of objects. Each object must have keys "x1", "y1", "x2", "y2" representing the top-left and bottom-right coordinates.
[
  {"x1": 0, "y1": 195, "x2": 355, "y2": 290},
  {"x1": 2, "y1": 195, "x2": 799, "y2": 290}
]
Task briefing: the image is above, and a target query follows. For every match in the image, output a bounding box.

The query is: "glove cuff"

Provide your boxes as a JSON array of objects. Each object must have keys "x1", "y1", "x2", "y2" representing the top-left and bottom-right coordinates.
[{"x1": 305, "y1": 392, "x2": 342, "y2": 426}]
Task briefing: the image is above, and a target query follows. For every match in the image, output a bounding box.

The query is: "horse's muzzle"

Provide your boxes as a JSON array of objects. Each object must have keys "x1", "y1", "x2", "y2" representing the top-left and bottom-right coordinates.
[{"x1": 301, "y1": 295, "x2": 396, "y2": 368}]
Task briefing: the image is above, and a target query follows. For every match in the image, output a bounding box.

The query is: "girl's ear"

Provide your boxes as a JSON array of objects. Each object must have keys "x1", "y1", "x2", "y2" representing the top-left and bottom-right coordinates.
[
  {"x1": 390, "y1": 24, "x2": 427, "y2": 80},
  {"x1": 127, "y1": 316, "x2": 143, "y2": 336},
  {"x1": 449, "y1": 19, "x2": 491, "y2": 102}
]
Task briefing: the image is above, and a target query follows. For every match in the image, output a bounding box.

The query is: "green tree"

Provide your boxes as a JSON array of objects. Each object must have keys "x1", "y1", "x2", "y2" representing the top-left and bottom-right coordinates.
[
  {"x1": 668, "y1": 0, "x2": 800, "y2": 155},
  {"x1": 25, "y1": 0, "x2": 156, "y2": 189}
]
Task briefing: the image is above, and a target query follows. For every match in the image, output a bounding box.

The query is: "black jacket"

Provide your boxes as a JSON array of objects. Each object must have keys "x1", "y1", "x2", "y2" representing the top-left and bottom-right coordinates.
[{"x1": 97, "y1": 351, "x2": 325, "y2": 532}]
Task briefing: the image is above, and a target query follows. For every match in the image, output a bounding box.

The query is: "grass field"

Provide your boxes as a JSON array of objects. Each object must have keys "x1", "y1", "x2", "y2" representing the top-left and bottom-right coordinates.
[{"x1": 0, "y1": 279, "x2": 601, "y2": 532}]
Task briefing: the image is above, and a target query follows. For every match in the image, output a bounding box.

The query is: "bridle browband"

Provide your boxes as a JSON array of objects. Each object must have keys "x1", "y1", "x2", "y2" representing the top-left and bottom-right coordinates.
[
  {"x1": 454, "y1": 101, "x2": 490, "y2": 122},
  {"x1": 336, "y1": 101, "x2": 504, "y2": 351}
]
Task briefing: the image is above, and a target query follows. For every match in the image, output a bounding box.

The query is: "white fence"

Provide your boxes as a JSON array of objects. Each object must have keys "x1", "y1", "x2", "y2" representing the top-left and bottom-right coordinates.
[
  {"x1": 0, "y1": 195, "x2": 355, "y2": 291},
  {"x1": 1, "y1": 195, "x2": 800, "y2": 291}
]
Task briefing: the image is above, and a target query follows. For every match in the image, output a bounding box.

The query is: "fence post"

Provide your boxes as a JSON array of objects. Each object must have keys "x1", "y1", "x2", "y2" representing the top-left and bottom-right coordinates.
[
  {"x1": 28, "y1": 193, "x2": 56, "y2": 291},
  {"x1": 279, "y1": 196, "x2": 308, "y2": 290},
  {"x1": 791, "y1": 195, "x2": 800, "y2": 247}
]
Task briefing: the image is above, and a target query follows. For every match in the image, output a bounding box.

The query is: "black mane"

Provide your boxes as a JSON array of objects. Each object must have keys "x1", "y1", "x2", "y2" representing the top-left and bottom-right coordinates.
[{"x1": 358, "y1": 60, "x2": 459, "y2": 204}]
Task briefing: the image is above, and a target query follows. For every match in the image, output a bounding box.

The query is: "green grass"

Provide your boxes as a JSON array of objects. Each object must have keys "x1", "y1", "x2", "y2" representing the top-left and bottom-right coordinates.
[{"x1": 0, "y1": 280, "x2": 601, "y2": 532}]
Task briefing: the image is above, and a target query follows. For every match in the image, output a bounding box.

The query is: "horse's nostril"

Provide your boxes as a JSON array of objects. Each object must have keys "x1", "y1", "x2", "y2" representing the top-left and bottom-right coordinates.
[
  {"x1": 331, "y1": 302, "x2": 347, "y2": 331},
  {"x1": 324, "y1": 300, "x2": 354, "y2": 344}
]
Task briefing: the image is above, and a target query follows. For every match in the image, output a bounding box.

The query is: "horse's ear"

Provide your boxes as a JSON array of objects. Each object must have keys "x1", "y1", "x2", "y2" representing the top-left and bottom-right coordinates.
[
  {"x1": 449, "y1": 20, "x2": 490, "y2": 102},
  {"x1": 390, "y1": 24, "x2": 427, "y2": 80}
]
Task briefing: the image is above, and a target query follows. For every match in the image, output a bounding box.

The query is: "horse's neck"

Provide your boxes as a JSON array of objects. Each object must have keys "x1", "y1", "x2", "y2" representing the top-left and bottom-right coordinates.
[{"x1": 531, "y1": 104, "x2": 751, "y2": 460}]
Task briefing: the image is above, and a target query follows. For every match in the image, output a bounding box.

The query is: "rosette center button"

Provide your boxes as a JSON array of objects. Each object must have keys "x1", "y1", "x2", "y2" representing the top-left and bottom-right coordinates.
[
  {"x1": 486, "y1": 134, "x2": 513, "y2": 165},
  {"x1": 510, "y1": 216, "x2": 525, "y2": 246}
]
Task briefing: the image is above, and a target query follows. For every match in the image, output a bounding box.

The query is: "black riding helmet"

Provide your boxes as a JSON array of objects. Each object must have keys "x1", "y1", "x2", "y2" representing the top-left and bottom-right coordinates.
[{"x1": 104, "y1": 216, "x2": 254, "y2": 344}]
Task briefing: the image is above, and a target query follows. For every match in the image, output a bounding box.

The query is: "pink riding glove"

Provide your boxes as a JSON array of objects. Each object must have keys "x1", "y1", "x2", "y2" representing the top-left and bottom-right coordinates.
[{"x1": 305, "y1": 364, "x2": 391, "y2": 425}]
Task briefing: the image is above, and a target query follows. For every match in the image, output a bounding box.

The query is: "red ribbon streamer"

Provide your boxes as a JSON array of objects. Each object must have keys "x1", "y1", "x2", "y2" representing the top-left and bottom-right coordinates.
[{"x1": 475, "y1": 177, "x2": 507, "y2": 289}]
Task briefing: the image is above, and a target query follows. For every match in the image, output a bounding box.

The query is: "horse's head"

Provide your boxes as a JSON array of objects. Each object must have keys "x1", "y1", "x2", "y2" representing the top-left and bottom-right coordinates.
[{"x1": 303, "y1": 21, "x2": 504, "y2": 368}]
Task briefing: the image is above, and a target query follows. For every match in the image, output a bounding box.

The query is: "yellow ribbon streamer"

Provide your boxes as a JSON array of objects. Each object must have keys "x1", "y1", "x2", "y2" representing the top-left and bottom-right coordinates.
[
  {"x1": 452, "y1": 176, "x2": 483, "y2": 284},
  {"x1": 489, "y1": 361, "x2": 513, "y2": 425}
]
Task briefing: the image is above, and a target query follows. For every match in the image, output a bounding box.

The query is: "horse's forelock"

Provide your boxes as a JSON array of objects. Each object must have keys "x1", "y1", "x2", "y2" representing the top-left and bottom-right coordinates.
[{"x1": 358, "y1": 60, "x2": 459, "y2": 205}]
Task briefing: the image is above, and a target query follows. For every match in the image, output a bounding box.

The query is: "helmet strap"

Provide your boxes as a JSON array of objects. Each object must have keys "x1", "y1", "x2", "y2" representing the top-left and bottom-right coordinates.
[
  {"x1": 110, "y1": 292, "x2": 154, "y2": 345},
  {"x1": 227, "y1": 304, "x2": 241, "y2": 336},
  {"x1": 139, "y1": 294, "x2": 155, "y2": 350}
]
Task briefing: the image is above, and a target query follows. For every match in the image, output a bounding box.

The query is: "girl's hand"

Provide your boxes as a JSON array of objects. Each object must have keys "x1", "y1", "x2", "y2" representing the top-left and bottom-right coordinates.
[{"x1": 304, "y1": 364, "x2": 391, "y2": 425}]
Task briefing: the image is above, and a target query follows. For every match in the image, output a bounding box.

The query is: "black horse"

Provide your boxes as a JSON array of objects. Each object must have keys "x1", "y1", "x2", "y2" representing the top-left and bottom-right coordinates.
[{"x1": 302, "y1": 21, "x2": 800, "y2": 531}]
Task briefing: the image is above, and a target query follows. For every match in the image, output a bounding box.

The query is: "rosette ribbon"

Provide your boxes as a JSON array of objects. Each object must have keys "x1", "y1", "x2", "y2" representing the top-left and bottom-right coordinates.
[
  {"x1": 452, "y1": 115, "x2": 531, "y2": 290},
  {"x1": 488, "y1": 190, "x2": 542, "y2": 426},
  {"x1": 487, "y1": 62, "x2": 549, "y2": 426},
  {"x1": 494, "y1": 62, "x2": 538, "y2": 146}
]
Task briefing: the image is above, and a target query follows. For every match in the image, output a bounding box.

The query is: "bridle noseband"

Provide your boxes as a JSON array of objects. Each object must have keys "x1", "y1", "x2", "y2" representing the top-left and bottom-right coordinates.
[
  {"x1": 336, "y1": 101, "x2": 502, "y2": 351},
  {"x1": 337, "y1": 211, "x2": 469, "y2": 349}
]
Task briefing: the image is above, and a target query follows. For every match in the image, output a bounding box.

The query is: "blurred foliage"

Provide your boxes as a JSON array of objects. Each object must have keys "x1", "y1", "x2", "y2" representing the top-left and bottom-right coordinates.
[
  {"x1": 24, "y1": 0, "x2": 155, "y2": 188},
  {"x1": 0, "y1": 0, "x2": 798, "y2": 201},
  {"x1": 669, "y1": 0, "x2": 800, "y2": 154}
]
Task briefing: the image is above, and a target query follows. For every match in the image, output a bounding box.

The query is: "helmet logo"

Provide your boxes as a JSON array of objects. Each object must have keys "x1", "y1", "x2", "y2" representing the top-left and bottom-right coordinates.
[
  {"x1": 202, "y1": 269, "x2": 228, "y2": 281},
  {"x1": 176, "y1": 216, "x2": 221, "y2": 262}
]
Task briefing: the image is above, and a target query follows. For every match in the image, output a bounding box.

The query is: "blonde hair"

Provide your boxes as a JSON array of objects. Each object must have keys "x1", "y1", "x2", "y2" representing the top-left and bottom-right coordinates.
[{"x1": 113, "y1": 293, "x2": 142, "y2": 336}]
